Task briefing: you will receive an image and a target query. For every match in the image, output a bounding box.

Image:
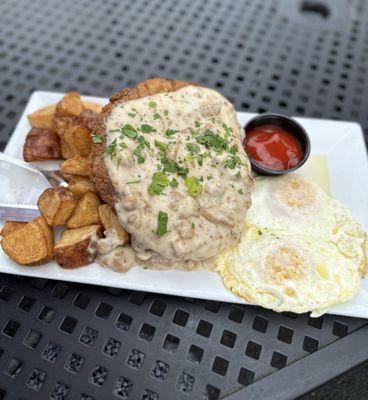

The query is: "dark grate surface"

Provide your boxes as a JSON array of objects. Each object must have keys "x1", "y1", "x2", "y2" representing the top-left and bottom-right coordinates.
[
  {"x1": 0, "y1": 0, "x2": 368, "y2": 399},
  {"x1": 0, "y1": 276, "x2": 366, "y2": 400}
]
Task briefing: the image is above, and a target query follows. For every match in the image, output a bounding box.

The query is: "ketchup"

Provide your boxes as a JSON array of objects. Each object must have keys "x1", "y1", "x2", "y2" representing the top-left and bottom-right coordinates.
[{"x1": 244, "y1": 125, "x2": 303, "y2": 170}]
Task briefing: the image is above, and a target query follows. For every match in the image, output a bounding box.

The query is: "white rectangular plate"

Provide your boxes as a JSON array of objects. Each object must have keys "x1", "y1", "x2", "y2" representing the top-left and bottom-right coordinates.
[{"x1": 1, "y1": 91, "x2": 368, "y2": 318}]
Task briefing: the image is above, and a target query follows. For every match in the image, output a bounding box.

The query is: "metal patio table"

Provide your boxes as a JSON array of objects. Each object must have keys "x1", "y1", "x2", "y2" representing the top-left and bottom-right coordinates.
[{"x1": 0, "y1": 0, "x2": 368, "y2": 399}]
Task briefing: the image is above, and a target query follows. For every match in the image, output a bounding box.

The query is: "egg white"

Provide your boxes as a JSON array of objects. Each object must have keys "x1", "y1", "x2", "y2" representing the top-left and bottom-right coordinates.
[{"x1": 216, "y1": 174, "x2": 367, "y2": 315}]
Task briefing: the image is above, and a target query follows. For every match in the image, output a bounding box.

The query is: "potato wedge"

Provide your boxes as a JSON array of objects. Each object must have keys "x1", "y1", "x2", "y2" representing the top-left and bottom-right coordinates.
[
  {"x1": 1, "y1": 216, "x2": 54, "y2": 265},
  {"x1": 98, "y1": 204, "x2": 130, "y2": 243},
  {"x1": 0, "y1": 221, "x2": 26, "y2": 238},
  {"x1": 52, "y1": 115, "x2": 76, "y2": 137},
  {"x1": 76, "y1": 109, "x2": 97, "y2": 130},
  {"x1": 37, "y1": 188, "x2": 77, "y2": 226},
  {"x1": 68, "y1": 176, "x2": 95, "y2": 197},
  {"x1": 27, "y1": 104, "x2": 56, "y2": 129},
  {"x1": 54, "y1": 224, "x2": 102, "y2": 268},
  {"x1": 23, "y1": 127, "x2": 61, "y2": 161},
  {"x1": 61, "y1": 156, "x2": 90, "y2": 177},
  {"x1": 67, "y1": 191, "x2": 101, "y2": 228},
  {"x1": 62, "y1": 125, "x2": 91, "y2": 157},
  {"x1": 82, "y1": 101, "x2": 103, "y2": 114},
  {"x1": 55, "y1": 92, "x2": 84, "y2": 118}
]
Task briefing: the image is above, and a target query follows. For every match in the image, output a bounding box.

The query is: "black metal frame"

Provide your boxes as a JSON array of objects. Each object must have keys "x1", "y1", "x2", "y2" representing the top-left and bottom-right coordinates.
[{"x1": 229, "y1": 325, "x2": 368, "y2": 399}]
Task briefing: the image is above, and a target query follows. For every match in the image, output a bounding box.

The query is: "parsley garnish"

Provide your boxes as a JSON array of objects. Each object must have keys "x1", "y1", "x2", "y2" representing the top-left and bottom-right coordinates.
[
  {"x1": 154, "y1": 140, "x2": 168, "y2": 153},
  {"x1": 195, "y1": 121, "x2": 201, "y2": 128},
  {"x1": 223, "y1": 155, "x2": 242, "y2": 169},
  {"x1": 184, "y1": 176, "x2": 203, "y2": 197},
  {"x1": 165, "y1": 129, "x2": 178, "y2": 138},
  {"x1": 164, "y1": 109, "x2": 169, "y2": 116},
  {"x1": 229, "y1": 145, "x2": 237, "y2": 155},
  {"x1": 184, "y1": 155, "x2": 194, "y2": 163},
  {"x1": 149, "y1": 101, "x2": 157, "y2": 108},
  {"x1": 91, "y1": 133, "x2": 103, "y2": 143},
  {"x1": 197, "y1": 154, "x2": 203, "y2": 166},
  {"x1": 128, "y1": 112, "x2": 136, "y2": 117},
  {"x1": 127, "y1": 180, "x2": 140, "y2": 184},
  {"x1": 106, "y1": 138, "x2": 117, "y2": 158},
  {"x1": 121, "y1": 124, "x2": 137, "y2": 139},
  {"x1": 223, "y1": 123, "x2": 233, "y2": 137},
  {"x1": 195, "y1": 130, "x2": 228, "y2": 153},
  {"x1": 186, "y1": 143, "x2": 200, "y2": 155},
  {"x1": 153, "y1": 112, "x2": 161, "y2": 120},
  {"x1": 170, "y1": 177, "x2": 179, "y2": 188},
  {"x1": 141, "y1": 124, "x2": 156, "y2": 133},
  {"x1": 161, "y1": 157, "x2": 189, "y2": 179},
  {"x1": 156, "y1": 210, "x2": 168, "y2": 238},
  {"x1": 133, "y1": 143, "x2": 145, "y2": 163},
  {"x1": 119, "y1": 142, "x2": 128, "y2": 150},
  {"x1": 137, "y1": 135, "x2": 150, "y2": 147},
  {"x1": 238, "y1": 189, "x2": 244, "y2": 195},
  {"x1": 148, "y1": 172, "x2": 170, "y2": 195}
]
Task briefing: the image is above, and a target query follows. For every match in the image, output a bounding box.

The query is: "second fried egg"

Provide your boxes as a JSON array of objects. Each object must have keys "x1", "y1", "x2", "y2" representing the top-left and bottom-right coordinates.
[{"x1": 216, "y1": 174, "x2": 367, "y2": 315}]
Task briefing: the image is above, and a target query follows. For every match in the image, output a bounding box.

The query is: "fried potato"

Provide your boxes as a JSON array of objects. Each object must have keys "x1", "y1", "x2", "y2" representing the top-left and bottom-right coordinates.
[
  {"x1": 55, "y1": 92, "x2": 84, "y2": 118},
  {"x1": 61, "y1": 156, "x2": 90, "y2": 177},
  {"x1": 82, "y1": 101, "x2": 103, "y2": 114},
  {"x1": 68, "y1": 176, "x2": 95, "y2": 197},
  {"x1": 52, "y1": 115, "x2": 76, "y2": 137},
  {"x1": 62, "y1": 125, "x2": 91, "y2": 157},
  {"x1": 23, "y1": 127, "x2": 61, "y2": 161},
  {"x1": 1, "y1": 216, "x2": 54, "y2": 265},
  {"x1": 54, "y1": 224, "x2": 102, "y2": 268},
  {"x1": 67, "y1": 191, "x2": 101, "y2": 228},
  {"x1": 76, "y1": 109, "x2": 97, "y2": 130},
  {"x1": 0, "y1": 221, "x2": 26, "y2": 238},
  {"x1": 27, "y1": 104, "x2": 56, "y2": 129},
  {"x1": 98, "y1": 204, "x2": 130, "y2": 243},
  {"x1": 37, "y1": 188, "x2": 77, "y2": 226},
  {"x1": 52, "y1": 116, "x2": 76, "y2": 159}
]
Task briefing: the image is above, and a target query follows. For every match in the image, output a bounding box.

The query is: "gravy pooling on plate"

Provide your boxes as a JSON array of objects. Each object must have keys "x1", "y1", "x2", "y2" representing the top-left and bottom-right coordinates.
[{"x1": 102, "y1": 85, "x2": 253, "y2": 268}]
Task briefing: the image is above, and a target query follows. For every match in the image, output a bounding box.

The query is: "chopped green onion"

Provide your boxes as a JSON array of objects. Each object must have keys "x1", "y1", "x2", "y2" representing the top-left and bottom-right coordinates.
[
  {"x1": 156, "y1": 210, "x2": 168, "y2": 238},
  {"x1": 184, "y1": 176, "x2": 203, "y2": 197}
]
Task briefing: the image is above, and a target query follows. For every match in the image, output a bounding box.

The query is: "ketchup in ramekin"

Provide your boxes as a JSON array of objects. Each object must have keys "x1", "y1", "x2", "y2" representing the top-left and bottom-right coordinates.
[{"x1": 243, "y1": 114, "x2": 310, "y2": 176}]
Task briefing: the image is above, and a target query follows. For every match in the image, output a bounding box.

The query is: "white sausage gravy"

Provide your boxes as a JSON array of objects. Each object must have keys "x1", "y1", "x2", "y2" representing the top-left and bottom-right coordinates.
[{"x1": 101, "y1": 85, "x2": 253, "y2": 270}]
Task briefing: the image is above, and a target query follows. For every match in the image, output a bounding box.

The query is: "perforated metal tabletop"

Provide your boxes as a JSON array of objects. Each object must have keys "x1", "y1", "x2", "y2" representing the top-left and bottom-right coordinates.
[{"x1": 0, "y1": 0, "x2": 368, "y2": 399}]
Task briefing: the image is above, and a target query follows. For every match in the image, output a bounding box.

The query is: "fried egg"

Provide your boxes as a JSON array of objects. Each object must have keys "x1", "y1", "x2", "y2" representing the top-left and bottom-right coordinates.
[{"x1": 216, "y1": 174, "x2": 367, "y2": 315}]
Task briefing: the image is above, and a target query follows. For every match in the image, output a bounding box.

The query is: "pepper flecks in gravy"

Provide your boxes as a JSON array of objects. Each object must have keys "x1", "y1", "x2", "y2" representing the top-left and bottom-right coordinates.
[{"x1": 103, "y1": 85, "x2": 253, "y2": 266}]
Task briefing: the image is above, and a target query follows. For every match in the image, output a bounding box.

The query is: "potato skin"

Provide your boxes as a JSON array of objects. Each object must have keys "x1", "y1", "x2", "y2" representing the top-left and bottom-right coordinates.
[
  {"x1": 37, "y1": 187, "x2": 77, "y2": 226},
  {"x1": 0, "y1": 221, "x2": 26, "y2": 238},
  {"x1": 82, "y1": 101, "x2": 103, "y2": 114},
  {"x1": 23, "y1": 127, "x2": 61, "y2": 161},
  {"x1": 90, "y1": 78, "x2": 191, "y2": 206},
  {"x1": 61, "y1": 156, "x2": 90, "y2": 177},
  {"x1": 54, "y1": 225, "x2": 102, "y2": 268},
  {"x1": 76, "y1": 109, "x2": 98, "y2": 130},
  {"x1": 55, "y1": 237, "x2": 94, "y2": 268},
  {"x1": 1, "y1": 216, "x2": 54, "y2": 265}
]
